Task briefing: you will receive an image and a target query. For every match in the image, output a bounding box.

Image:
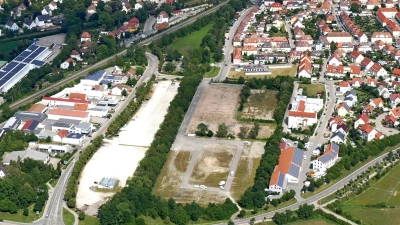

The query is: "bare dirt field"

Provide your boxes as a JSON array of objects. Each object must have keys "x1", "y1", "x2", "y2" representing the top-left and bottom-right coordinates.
[
  {"x1": 230, "y1": 142, "x2": 265, "y2": 200},
  {"x1": 187, "y1": 85, "x2": 276, "y2": 139},
  {"x1": 76, "y1": 81, "x2": 178, "y2": 209},
  {"x1": 187, "y1": 85, "x2": 241, "y2": 134},
  {"x1": 241, "y1": 89, "x2": 278, "y2": 121},
  {"x1": 189, "y1": 143, "x2": 236, "y2": 187}
]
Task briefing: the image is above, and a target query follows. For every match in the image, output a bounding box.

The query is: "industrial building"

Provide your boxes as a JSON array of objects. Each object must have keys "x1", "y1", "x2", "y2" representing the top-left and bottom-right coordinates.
[
  {"x1": 48, "y1": 109, "x2": 90, "y2": 122},
  {"x1": 0, "y1": 45, "x2": 52, "y2": 93},
  {"x1": 3, "y1": 117, "x2": 21, "y2": 130},
  {"x1": 37, "y1": 144, "x2": 70, "y2": 153},
  {"x1": 81, "y1": 70, "x2": 106, "y2": 86},
  {"x1": 3, "y1": 150, "x2": 49, "y2": 165}
]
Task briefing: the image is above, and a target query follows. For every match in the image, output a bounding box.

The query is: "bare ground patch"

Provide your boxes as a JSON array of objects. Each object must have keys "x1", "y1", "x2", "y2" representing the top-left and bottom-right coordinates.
[
  {"x1": 241, "y1": 89, "x2": 278, "y2": 121},
  {"x1": 153, "y1": 151, "x2": 188, "y2": 199},
  {"x1": 230, "y1": 142, "x2": 265, "y2": 200},
  {"x1": 189, "y1": 143, "x2": 237, "y2": 187},
  {"x1": 187, "y1": 85, "x2": 241, "y2": 134}
]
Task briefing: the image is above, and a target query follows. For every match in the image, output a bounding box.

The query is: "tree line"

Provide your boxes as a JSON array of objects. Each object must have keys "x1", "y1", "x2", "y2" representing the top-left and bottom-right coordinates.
[
  {"x1": 64, "y1": 136, "x2": 104, "y2": 208},
  {"x1": 0, "y1": 158, "x2": 59, "y2": 214},
  {"x1": 0, "y1": 130, "x2": 38, "y2": 159},
  {"x1": 238, "y1": 76, "x2": 295, "y2": 209}
]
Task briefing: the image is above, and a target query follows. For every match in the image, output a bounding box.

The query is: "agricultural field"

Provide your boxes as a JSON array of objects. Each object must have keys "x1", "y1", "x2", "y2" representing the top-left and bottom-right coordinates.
[
  {"x1": 241, "y1": 89, "x2": 278, "y2": 121},
  {"x1": 171, "y1": 23, "x2": 214, "y2": 54},
  {"x1": 339, "y1": 163, "x2": 400, "y2": 224}
]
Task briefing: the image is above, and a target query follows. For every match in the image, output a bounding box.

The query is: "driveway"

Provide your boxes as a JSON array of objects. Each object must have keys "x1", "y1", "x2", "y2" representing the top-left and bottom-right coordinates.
[{"x1": 373, "y1": 113, "x2": 399, "y2": 136}]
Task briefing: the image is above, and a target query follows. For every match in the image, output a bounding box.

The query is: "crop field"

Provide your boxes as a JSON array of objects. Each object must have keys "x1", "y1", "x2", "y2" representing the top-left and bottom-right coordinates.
[{"x1": 241, "y1": 89, "x2": 278, "y2": 121}]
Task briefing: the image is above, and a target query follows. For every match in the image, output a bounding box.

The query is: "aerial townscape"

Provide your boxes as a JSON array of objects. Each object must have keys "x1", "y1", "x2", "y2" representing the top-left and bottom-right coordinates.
[{"x1": 1, "y1": 0, "x2": 400, "y2": 224}]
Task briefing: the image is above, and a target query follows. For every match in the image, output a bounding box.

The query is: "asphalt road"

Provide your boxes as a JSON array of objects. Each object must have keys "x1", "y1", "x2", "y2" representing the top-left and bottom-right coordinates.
[
  {"x1": 143, "y1": 16, "x2": 156, "y2": 35},
  {"x1": 215, "y1": 7, "x2": 254, "y2": 82},
  {"x1": 9, "y1": 1, "x2": 229, "y2": 110}
]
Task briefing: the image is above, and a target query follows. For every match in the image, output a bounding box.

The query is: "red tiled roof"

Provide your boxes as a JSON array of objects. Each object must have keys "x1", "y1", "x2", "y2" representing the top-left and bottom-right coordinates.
[
  {"x1": 288, "y1": 111, "x2": 316, "y2": 118},
  {"x1": 48, "y1": 109, "x2": 89, "y2": 118},
  {"x1": 360, "y1": 123, "x2": 375, "y2": 134},
  {"x1": 57, "y1": 130, "x2": 69, "y2": 138},
  {"x1": 356, "y1": 113, "x2": 370, "y2": 123},
  {"x1": 81, "y1": 32, "x2": 91, "y2": 38},
  {"x1": 43, "y1": 97, "x2": 90, "y2": 104}
]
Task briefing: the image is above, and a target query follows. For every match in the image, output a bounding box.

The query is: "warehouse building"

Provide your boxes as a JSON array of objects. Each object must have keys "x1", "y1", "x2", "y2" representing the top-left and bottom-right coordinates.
[
  {"x1": 81, "y1": 70, "x2": 106, "y2": 86},
  {"x1": 48, "y1": 109, "x2": 90, "y2": 122},
  {"x1": 3, "y1": 117, "x2": 21, "y2": 130},
  {"x1": 0, "y1": 45, "x2": 52, "y2": 93},
  {"x1": 3, "y1": 150, "x2": 49, "y2": 165},
  {"x1": 41, "y1": 97, "x2": 93, "y2": 108},
  {"x1": 37, "y1": 144, "x2": 70, "y2": 153},
  {"x1": 14, "y1": 111, "x2": 48, "y2": 122}
]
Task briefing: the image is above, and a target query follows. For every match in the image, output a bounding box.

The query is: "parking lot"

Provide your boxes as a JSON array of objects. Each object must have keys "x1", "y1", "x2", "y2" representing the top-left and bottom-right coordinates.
[{"x1": 35, "y1": 33, "x2": 66, "y2": 63}]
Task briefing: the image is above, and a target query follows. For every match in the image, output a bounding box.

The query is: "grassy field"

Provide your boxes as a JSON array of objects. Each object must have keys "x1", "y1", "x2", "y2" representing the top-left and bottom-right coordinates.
[
  {"x1": 171, "y1": 24, "x2": 214, "y2": 54},
  {"x1": 240, "y1": 89, "x2": 278, "y2": 121},
  {"x1": 63, "y1": 208, "x2": 75, "y2": 225},
  {"x1": 269, "y1": 65, "x2": 297, "y2": 77},
  {"x1": 78, "y1": 215, "x2": 100, "y2": 225},
  {"x1": 0, "y1": 204, "x2": 42, "y2": 223},
  {"x1": 204, "y1": 66, "x2": 220, "y2": 78},
  {"x1": 257, "y1": 218, "x2": 336, "y2": 225},
  {"x1": 174, "y1": 151, "x2": 191, "y2": 173},
  {"x1": 49, "y1": 178, "x2": 58, "y2": 187},
  {"x1": 0, "y1": 41, "x2": 19, "y2": 56},
  {"x1": 336, "y1": 162, "x2": 400, "y2": 225},
  {"x1": 299, "y1": 84, "x2": 325, "y2": 98}
]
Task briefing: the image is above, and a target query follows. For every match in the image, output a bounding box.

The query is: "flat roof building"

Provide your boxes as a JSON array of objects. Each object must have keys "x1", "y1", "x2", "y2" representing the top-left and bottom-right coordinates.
[
  {"x1": 3, "y1": 117, "x2": 21, "y2": 130},
  {"x1": 81, "y1": 70, "x2": 106, "y2": 86},
  {"x1": 3, "y1": 150, "x2": 49, "y2": 165},
  {"x1": 14, "y1": 111, "x2": 47, "y2": 122},
  {"x1": 27, "y1": 103, "x2": 48, "y2": 113},
  {"x1": 48, "y1": 109, "x2": 90, "y2": 122}
]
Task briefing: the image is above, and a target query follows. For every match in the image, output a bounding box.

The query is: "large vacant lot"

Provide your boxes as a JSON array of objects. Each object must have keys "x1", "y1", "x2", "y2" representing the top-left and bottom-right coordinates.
[
  {"x1": 189, "y1": 143, "x2": 236, "y2": 187},
  {"x1": 340, "y1": 163, "x2": 400, "y2": 224},
  {"x1": 241, "y1": 89, "x2": 278, "y2": 121},
  {"x1": 187, "y1": 85, "x2": 275, "y2": 139},
  {"x1": 76, "y1": 81, "x2": 178, "y2": 208}
]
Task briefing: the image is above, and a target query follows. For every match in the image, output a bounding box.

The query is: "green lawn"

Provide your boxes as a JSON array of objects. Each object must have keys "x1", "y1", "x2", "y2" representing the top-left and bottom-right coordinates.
[
  {"x1": 203, "y1": 66, "x2": 220, "y2": 78},
  {"x1": 257, "y1": 218, "x2": 336, "y2": 225},
  {"x1": 0, "y1": 204, "x2": 42, "y2": 223},
  {"x1": 63, "y1": 208, "x2": 75, "y2": 225},
  {"x1": 299, "y1": 84, "x2": 325, "y2": 98},
  {"x1": 171, "y1": 24, "x2": 214, "y2": 54},
  {"x1": 78, "y1": 215, "x2": 100, "y2": 225},
  {"x1": 0, "y1": 41, "x2": 19, "y2": 55},
  {"x1": 49, "y1": 178, "x2": 58, "y2": 187}
]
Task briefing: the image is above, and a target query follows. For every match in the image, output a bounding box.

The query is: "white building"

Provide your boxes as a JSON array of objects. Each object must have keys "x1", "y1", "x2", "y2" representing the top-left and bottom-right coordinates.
[
  {"x1": 371, "y1": 32, "x2": 393, "y2": 44},
  {"x1": 3, "y1": 150, "x2": 49, "y2": 165},
  {"x1": 312, "y1": 143, "x2": 339, "y2": 171},
  {"x1": 156, "y1": 11, "x2": 169, "y2": 24},
  {"x1": 326, "y1": 32, "x2": 353, "y2": 43},
  {"x1": 63, "y1": 133, "x2": 85, "y2": 146},
  {"x1": 48, "y1": 109, "x2": 90, "y2": 122},
  {"x1": 81, "y1": 70, "x2": 106, "y2": 86}
]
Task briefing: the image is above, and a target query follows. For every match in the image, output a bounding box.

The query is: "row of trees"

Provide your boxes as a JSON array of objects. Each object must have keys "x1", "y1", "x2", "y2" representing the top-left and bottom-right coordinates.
[
  {"x1": 106, "y1": 79, "x2": 153, "y2": 136},
  {"x1": 0, "y1": 131, "x2": 38, "y2": 159},
  {"x1": 64, "y1": 136, "x2": 103, "y2": 207},
  {"x1": 238, "y1": 76, "x2": 294, "y2": 209},
  {"x1": 0, "y1": 158, "x2": 58, "y2": 214}
]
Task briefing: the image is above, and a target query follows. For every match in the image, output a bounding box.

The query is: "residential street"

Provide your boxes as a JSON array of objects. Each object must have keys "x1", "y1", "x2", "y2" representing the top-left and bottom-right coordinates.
[{"x1": 215, "y1": 6, "x2": 255, "y2": 82}]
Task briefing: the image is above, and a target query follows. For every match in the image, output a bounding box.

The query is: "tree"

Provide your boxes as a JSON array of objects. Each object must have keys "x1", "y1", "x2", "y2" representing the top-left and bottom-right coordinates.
[
  {"x1": 238, "y1": 126, "x2": 249, "y2": 139},
  {"x1": 78, "y1": 211, "x2": 86, "y2": 220},
  {"x1": 45, "y1": 136, "x2": 52, "y2": 143},
  {"x1": 122, "y1": 89, "x2": 128, "y2": 97},
  {"x1": 23, "y1": 208, "x2": 28, "y2": 216},
  {"x1": 216, "y1": 123, "x2": 228, "y2": 138},
  {"x1": 164, "y1": 62, "x2": 176, "y2": 73},
  {"x1": 238, "y1": 210, "x2": 246, "y2": 218},
  {"x1": 196, "y1": 123, "x2": 209, "y2": 136},
  {"x1": 350, "y1": 3, "x2": 361, "y2": 13},
  {"x1": 136, "y1": 67, "x2": 144, "y2": 75},
  {"x1": 238, "y1": 76, "x2": 245, "y2": 84},
  {"x1": 330, "y1": 41, "x2": 337, "y2": 54},
  {"x1": 280, "y1": 25, "x2": 286, "y2": 33},
  {"x1": 67, "y1": 198, "x2": 76, "y2": 208},
  {"x1": 296, "y1": 204, "x2": 314, "y2": 219}
]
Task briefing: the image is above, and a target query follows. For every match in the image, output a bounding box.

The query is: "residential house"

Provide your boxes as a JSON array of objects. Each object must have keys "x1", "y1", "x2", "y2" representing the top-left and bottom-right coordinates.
[
  {"x1": 312, "y1": 143, "x2": 340, "y2": 171},
  {"x1": 371, "y1": 32, "x2": 393, "y2": 44},
  {"x1": 390, "y1": 94, "x2": 400, "y2": 108},
  {"x1": 42, "y1": 5, "x2": 52, "y2": 16},
  {"x1": 362, "y1": 104, "x2": 375, "y2": 115},
  {"x1": 329, "y1": 116, "x2": 346, "y2": 132},
  {"x1": 330, "y1": 129, "x2": 346, "y2": 144},
  {"x1": 287, "y1": 100, "x2": 318, "y2": 129},
  {"x1": 70, "y1": 50, "x2": 82, "y2": 61},
  {"x1": 354, "y1": 113, "x2": 369, "y2": 129},
  {"x1": 157, "y1": 11, "x2": 169, "y2": 24},
  {"x1": 367, "y1": 77, "x2": 378, "y2": 87},
  {"x1": 390, "y1": 106, "x2": 400, "y2": 118},
  {"x1": 87, "y1": 4, "x2": 96, "y2": 14},
  {"x1": 122, "y1": 2, "x2": 132, "y2": 13},
  {"x1": 359, "y1": 123, "x2": 383, "y2": 141},
  {"x1": 338, "y1": 81, "x2": 351, "y2": 93},
  {"x1": 370, "y1": 98, "x2": 384, "y2": 108},
  {"x1": 270, "y1": 2, "x2": 283, "y2": 12},
  {"x1": 370, "y1": 62, "x2": 388, "y2": 77},
  {"x1": 135, "y1": 1, "x2": 144, "y2": 10},
  {"x1": 326, "y1": 32, "x2": 353, "y2": 43},
  {"x1": 360, "y1": 57, "x2": 374, "y2": 70},
  {"x1": 23, "y1": 19, "x2": 36, "y2": 30},
  {"x1": 378, "y1": 85, "x2": 391, "y2": 98},
  {"x1": 81, "y1": 32, "x2": 91, "y2": 43},
  {"x1": 328, "y1": 55, "x2": 341, "y2": 66},
  {"x1": 386, "y1": 114, "x2": 398, "y2": 127},
  {"x1": 233, "y1": 48, "x2": 242, "y2": 64},
  {"x1": 35, "y1": 15, "x2": 51, "y2": 27},
  {"x1": 349, "y1": 50, "x2": 364, "y2": 64},
  {"x1": 5, "y1": 20, "x2": 19, "y2": 31},
  {"x1": 337, "y1": 102, "x2": 351, "y2": 117},
  {"x1": 60, "y1": 58, "x2": 76, "y2": 69},
  {"x1": 349, "y1": 77, "x2": 363, "y2": 88}
]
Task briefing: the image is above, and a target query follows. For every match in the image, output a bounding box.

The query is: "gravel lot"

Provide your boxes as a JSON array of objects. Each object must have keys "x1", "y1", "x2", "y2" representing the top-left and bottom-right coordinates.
[{"x1": 76, "y1": 81, "x2": 179, "y2": 208}]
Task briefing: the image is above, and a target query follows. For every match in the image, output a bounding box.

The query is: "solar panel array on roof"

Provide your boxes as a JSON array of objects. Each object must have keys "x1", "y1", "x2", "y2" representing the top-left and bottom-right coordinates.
[
  {"x1": 319, "y1": 154, "x2": 334, "y2": 163},
  {"x1": 288, "y1": 164, "x2": 300, "y2": 178},
  {"x1": 0, "y1": 45, "x2": 49, "y2": 92},
  {"x1": 292, "y1": 147, "x2": 303, "y2": 166},
  {"x1": 23, "y1": 120, "x2": 39, "y2": 130},
  {"x1": 277, "y1": 172, "x2": 285, "y2": 187},
  {"x1": 84, "y1": 70, "x2": 105, "y2": 81}
]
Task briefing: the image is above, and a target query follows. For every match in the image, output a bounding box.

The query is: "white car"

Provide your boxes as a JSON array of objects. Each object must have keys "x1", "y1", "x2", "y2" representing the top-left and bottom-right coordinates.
[{"x1": 194, "y1": 185, "x2": 200, "y2": 188}]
